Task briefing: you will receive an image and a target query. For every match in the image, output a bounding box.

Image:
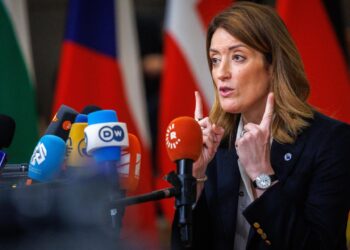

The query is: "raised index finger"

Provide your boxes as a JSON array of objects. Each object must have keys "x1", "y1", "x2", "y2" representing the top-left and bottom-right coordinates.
[
  {"x1": 260, "y1": 92, "x2": 274, "y2": 129},
  {"x1": 194, "y1": 91, "x2": 203, "y2": 121}
]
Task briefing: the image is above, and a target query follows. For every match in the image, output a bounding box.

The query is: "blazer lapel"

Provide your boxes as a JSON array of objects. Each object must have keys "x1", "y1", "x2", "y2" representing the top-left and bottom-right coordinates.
[{"x1": 270, "y1": 132, "x2": 307, "y2": 182}]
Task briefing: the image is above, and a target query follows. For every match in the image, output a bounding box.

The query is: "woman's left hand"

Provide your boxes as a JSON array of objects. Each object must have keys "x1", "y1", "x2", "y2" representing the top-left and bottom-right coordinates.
[{"x1": 235, "y1": 92, "x2": 275, "y2": 181}]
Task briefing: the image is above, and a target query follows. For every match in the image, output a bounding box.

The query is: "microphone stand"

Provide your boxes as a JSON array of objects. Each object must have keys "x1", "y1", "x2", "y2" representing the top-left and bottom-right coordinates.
[
  {"x1": 175, "y1": 159, "x2": 196, "y2": 248},
  {"x1": 112, "y1": 171, "x2": 181, "y2": 207},
  {"x1": 111, "y1": 171, "x2": 195, "y2": 247},
  {"x1": 113, "y1": 187, "x2": 178, "y2": 207}
]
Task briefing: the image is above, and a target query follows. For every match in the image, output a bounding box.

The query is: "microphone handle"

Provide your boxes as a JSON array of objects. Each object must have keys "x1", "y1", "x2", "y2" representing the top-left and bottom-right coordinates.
[
  {"x1": 176, "y1": 159, "x2": 196, "y2": 248},
  {"x1": 98, "y1": 161, "x2": 123, "y2": 232}
]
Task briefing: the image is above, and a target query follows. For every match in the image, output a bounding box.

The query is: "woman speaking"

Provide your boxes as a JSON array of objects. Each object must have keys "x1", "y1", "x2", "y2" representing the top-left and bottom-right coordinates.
[{"x1": 172, "y1": 2, "x2": 350, "y2": 250}]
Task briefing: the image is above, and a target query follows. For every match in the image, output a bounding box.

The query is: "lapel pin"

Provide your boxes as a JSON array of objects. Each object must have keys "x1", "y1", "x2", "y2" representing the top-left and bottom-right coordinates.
[{"x1": 284, "y1": 153, "x2": 292, "y2": 161}]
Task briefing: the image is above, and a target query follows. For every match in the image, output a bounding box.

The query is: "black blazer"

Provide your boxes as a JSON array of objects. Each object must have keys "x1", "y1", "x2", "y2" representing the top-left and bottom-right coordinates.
[{"x1": 172, "y1": 112, "x2": 350, "y2": 250}]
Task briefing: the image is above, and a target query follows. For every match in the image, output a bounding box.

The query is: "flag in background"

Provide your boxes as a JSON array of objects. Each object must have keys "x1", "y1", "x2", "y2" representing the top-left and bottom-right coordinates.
[
  {"x1": 53, "y1": 0, "x2": 158, "y2": 248},
  {"x1": 157, "y1": 0, "x2": 232, "y2": 222},
  {"x1": 0, "y1": 0, "x2": 38, "y2": 163},
  {"x1": 276, "y1": 1, "x2": 350, "y2": 244},
  {"x1": 277, "y1": 0, "x2": 350, "y2": 123}
]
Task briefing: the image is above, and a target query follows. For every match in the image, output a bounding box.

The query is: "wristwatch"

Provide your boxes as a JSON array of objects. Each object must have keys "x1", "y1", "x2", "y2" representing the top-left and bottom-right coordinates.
[{"x1": 252, "y1": 173, "x2": 277, "y2": 190}]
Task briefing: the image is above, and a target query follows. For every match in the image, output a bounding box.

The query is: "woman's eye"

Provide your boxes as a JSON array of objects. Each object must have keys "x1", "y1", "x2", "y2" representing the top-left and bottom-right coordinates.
[
  {"x1": 210, "y1": 57, "x2": 220, "y2": 65},
  {"x1": 233, "y1": 55, "x2": 245, "y2": 62}
]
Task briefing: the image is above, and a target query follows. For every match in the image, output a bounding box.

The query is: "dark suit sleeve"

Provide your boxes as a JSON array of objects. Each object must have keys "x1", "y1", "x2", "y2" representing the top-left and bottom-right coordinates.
[
  {"x1": 243, "y1": 123, "x2": 350, "y2": 250},
  {"x1": 171, "y1": 188, "x2": 213, "y2": 250}
]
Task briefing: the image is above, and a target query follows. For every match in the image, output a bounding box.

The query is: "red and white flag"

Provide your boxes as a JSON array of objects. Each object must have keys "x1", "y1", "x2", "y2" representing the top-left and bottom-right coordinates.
[
  {"x1": 53, "y1": 0, "x2": 158, "y2": 248},
  {"x1": 277, "y1": 0, "x2": 350, "y2": 123},
  {"x1": 157, "y1": 0, "x2": 232, "y2": 221}
]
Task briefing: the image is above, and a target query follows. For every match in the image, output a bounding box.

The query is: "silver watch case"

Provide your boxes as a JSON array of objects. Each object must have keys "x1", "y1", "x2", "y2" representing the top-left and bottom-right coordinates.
[{"x1": 254, "y1": 173, "x2": 272, "y2": 190}]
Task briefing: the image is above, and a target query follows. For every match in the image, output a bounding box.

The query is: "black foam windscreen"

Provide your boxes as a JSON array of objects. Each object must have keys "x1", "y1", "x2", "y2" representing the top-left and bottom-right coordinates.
[
  {"x1": 45, "y1": 105, "x2": 79, "y2": 141},
  {"x1": 0, "y1": 114, "x2": 16, "y2": 149},
  {"x1": 80, "y1": 105, "x2": 102, "y2": 115}
]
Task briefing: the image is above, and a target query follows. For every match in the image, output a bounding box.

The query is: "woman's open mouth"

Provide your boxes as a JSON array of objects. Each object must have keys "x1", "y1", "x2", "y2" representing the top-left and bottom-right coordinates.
[{"x1": 219, "y1": 86, "x2": 234, "y2": 97}]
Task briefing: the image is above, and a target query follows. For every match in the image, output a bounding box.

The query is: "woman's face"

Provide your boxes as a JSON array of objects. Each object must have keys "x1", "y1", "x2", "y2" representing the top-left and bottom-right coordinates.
[{"x1": 209, "y1": 28, "x2": 271, "y2": 122}]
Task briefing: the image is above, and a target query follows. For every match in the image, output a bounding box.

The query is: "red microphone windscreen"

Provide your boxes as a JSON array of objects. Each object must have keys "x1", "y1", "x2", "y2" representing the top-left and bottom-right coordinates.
[
  {"x1": 165, "y1": 116, "x2": 202, "y2": 162},
  {"x1": 118, "y1": 133, "x2": 141, "y2": 192}
]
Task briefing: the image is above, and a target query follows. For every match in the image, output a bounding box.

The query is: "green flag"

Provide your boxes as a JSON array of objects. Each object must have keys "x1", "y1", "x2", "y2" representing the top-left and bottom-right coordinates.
[{"x1": 0, "y1": 0, "x2": 38, "y2": 163}]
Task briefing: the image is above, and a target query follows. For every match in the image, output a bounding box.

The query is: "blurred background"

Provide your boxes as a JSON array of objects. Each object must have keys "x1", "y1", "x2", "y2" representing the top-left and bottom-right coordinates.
[
  {"x1": 1, "y1": 0, "x2": 350, "y2": 249},
  {"x1": 28, "y1": 0, "x2": 350, "y2": 132}
]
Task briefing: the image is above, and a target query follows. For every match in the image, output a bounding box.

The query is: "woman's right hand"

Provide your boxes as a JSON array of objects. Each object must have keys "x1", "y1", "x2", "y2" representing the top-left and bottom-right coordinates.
[{"x1": 193, "y1": 91, "x2": 225, "y2": 179}]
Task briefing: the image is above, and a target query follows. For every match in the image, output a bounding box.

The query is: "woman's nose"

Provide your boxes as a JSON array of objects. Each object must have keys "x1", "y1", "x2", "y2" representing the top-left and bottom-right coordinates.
[{"x1": 217, "y1": 59, "x2": 231, "y2": 81}]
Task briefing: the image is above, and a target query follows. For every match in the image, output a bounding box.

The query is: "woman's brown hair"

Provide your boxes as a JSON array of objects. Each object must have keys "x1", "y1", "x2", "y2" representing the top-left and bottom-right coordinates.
[{"x1": 207, "y1": 1, "x2": 314, "y2": 144}]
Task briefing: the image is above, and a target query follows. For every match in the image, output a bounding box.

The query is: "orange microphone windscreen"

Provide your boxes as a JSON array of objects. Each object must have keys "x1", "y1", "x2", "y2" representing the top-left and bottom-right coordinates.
[
  {"x1": 118, "y1": 133, "x2": 141, "y2": 192},
  {"x1": 165, "y1": 116, "x2": 202, "y2": 162}
]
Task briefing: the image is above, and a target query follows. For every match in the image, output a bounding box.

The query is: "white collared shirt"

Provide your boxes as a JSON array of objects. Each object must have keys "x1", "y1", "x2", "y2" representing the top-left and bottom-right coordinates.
[
  {"x1": 233, "y1": 117, "x2": 254, "y2": 250},
  {"x1": 233, "y1": 117, "x2": 273, "y2": 249}
]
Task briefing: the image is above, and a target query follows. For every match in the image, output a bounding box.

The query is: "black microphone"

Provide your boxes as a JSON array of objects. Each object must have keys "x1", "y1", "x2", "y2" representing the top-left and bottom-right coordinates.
[
  {"x1": 0, "y1": 114, "x2": 16, "y2": 170},
  {"x1": 80, "y1": 105, "x2": 102, "y2": 115},
  {"x1": 0, "y1": 114, "x2": 16, "y2": 149},
  {"x1": 165, "y1": 117, "x2": 203, "y2": 247},
  {"x1": 45, "y1": 105, "x2": 79, "y2": 141}
]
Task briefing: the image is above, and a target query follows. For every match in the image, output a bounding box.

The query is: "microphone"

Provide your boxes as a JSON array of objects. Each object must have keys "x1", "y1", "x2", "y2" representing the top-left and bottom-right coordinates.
[
  {"x1": 80, "y1": 105, "x2": 102, "y2": 115},
  {"x1": 28, "y1": 135, "x2": 66, "y2": 183},
  {"x1": 165, "y1": 116, "x2": 202, "y2": 247},
  {"x1": 45, "y1": 105, "x2": 79, "y2": 141},
  {"x1": 84, "y1": 110, "x2": 128, "y2": 231},
  {"x1": 0, "y1": 114, "x2": 16, "y2": 149},
  {"x1": 0, "y1": 151, "x2": 7, "y2": 171},
  {"x1": 66, "y1": 114, "x2": 91, "y2": 168},
  {"x1": 25, "y1": 107, "x2": 74, "y2": 184},
  {"x1": 0, "y1": 114, "x2": 16, "y2": 170},
  {"x1": 84, "y1": 110, "x2": 128, "y2": 164},
  {"x1": 117, "y1": 133, "x2": 141, "y2": 193}
]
